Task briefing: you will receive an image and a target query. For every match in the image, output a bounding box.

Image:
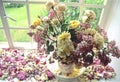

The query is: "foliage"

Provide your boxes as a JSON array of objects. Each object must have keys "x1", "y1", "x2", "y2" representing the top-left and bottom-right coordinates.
[{"x1": 4, "y1": 3, "x2": 24, "y2": 8}]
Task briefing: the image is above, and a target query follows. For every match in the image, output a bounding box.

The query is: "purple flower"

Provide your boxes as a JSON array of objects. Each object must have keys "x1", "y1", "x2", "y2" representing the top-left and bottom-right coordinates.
[
  {"x1": 0, "y1": 70, "x2": 3, "y2": 77},
  {"x1": 103, "y1": 72, "x2": 111, "y2": 79},
  {"x1": 21, "y1": 60, "x2": 27, "y2": 65},
  {"x1": 17, "y1": 71, "x2": 27, "y2": 80},
  {"x1": 10, "y1": 57, "x2": 16, "y2": 63},
  {"x1": 105, "y1": 65, "x2": 114, "y2": 72},
  {"x1": 80, "y1": 23, "x2": 91, "y2": 29},
  {"x1": 46, "y1": 70, "x2": 54, "y2": 79},
  {"x1": 93, "y1": 59, "x2": 101, "y2": 65},
  {"x1": 0, "y1": 63, "x2": 7, "y2": 70},
  {"x1": 5, "y1": 57, "x2": 11, "y2": 62},
  {"x1": 16, "y1": 55, "x2": 23, "y2": 61}
]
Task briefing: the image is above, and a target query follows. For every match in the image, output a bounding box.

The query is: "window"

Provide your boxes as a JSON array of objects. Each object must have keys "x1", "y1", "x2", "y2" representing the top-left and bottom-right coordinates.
[
  {"x1": 0, "y1": 0, "x2": 114, "y2": 48},
  {"x1": 0, "y1": 30, "x2": 7, "y2": 41},
  {"x1": 4, "y1": 3, "x2": 27, "y2": 27},
  {"x1": 85, "y1": 0, "x2": 104, "y2": 4},
  {"x1": 0, "y1": 18, "x2": 3, "y2": 27}
]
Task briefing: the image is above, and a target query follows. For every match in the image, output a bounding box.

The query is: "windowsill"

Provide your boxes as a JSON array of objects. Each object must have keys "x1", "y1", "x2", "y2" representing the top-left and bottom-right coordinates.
[{"x1": 0, "y1": 42, "x2": 37, "y2": 49}]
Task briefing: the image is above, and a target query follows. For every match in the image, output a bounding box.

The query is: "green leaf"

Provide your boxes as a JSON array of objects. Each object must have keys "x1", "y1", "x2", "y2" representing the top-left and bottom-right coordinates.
[
  {"x1": 49, "y1": 24, "x2": 54, "y2": 32},
  {"x1": 61, "y1": 23, "x2": 69, "y2": 32}
]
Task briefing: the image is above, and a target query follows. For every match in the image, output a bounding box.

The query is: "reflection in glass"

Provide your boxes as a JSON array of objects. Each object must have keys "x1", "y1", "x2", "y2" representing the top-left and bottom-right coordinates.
[
  {"x1": 59, "y1": 0, "x2": 79, "y2": 2},
  {"x1": 0, "y1": 18, "x2": 3, "y2": 27},
  {"x1": 4, "y1": 3, "x2": 27, "y2": 27},
  {"x1": 85, "y1": 0, "x2": 104, "y2": 4},
  {"x1": 0, "y1": 30, "x2": 7, "y2": 42},
  {"x1": 10, "y1": 29, "x2": 30, "y2": 42},
  {"x1": 29, "y1": 4, "x2": 47, "y2": 23}
]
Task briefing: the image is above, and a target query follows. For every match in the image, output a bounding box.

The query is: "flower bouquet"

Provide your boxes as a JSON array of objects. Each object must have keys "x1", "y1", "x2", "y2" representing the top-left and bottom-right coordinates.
[{"x1": 27, "y1": 0, "x2": 120, "y2": 78}]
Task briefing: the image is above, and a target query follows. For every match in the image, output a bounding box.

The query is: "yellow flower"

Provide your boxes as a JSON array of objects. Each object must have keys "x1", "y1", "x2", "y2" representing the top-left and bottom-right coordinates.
[
  {"x1": 57, "y1": 32, "x2": 70, "y2": 41},
  {"x1": 57, "y1": 32, "x2": 74, "y2": 57},
  {"x1": 94, "y1": 33, "x2": 104, "y2": 49},
  {"x1": 69, "y1": 20, "x2": 80, "y2": 29},
  {"x1": 52, "y1": 18, "x2": 59, "y2": 25},
  {"x1": 33, "y1": 18, "x2": 41, "y2": 27},
  {"x1": 84, "y1": 28, "x2": 97, "y2": 36}
]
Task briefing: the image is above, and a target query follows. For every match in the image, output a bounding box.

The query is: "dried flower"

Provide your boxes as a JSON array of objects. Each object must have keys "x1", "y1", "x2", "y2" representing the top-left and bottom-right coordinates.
[
  {"x1": 17, "y1": 71, "x2": 28, "y2": 80},
  {"x1": 84, "y1": 10, "x2": 96, "y2": 21},
  {"x1": 82, "y1": 16, "x2": 88, "y2": 23},
  {"x1": 57, "y1": 32, "x2": 74, "y2": 57},
  {"x1": 32, "y1": 18, "x2": 41, "y2": 27},
  {"x1": 46, "y1": 0, "x2": 55, "y2": 11},
  {"x1": 0, "y1": 70, "x2": 3, "y2": 77},
  {"x1": 84, "y1": 28, "x2": 96, "y2": 36},
  {"x1": 69, "y1": 20, "x2": 80, "y2": 29},
  {"x1": 55, "y1": 3, "x2": 66, "y2": 15},
  {"x1": 94, "y1": 33, "x2": 104, "y2": 49},
  {"x1": 42, "y1": 16, "x2": 50, "y2": 24}
]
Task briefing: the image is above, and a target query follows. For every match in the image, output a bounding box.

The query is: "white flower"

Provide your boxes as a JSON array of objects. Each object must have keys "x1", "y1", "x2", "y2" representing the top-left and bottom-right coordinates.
[{"x1": 46, "y1": 0, "x2": 55, "y2": 11}]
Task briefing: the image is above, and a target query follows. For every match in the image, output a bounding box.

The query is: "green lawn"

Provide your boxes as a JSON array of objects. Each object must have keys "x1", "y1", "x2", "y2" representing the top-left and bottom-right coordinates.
[{"x1": 0, "y1": 4, "x2": 47, "y2": 42}]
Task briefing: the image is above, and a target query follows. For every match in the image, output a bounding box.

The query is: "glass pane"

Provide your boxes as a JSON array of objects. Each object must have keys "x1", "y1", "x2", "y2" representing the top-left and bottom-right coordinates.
[
  {"x1": 85, "y1": 0, "x2": 104, "y2": 5},
  {"x1": 4, "y1": 3, "x2": 27, "y2": 27},
  {"x1": 83, "y1": 8, "x2": 102, "y2": 27},
  {"x1": 65, "y1": 6, "x2": 80, "y2": 21},
  {"x1": 59, "y1": 0, "x2": 79, "y2": 2},
  {"x1": 10, "y1": 29, "x2": 30, "y2": 42},
  {"x1": 0, "y1": 18, "x2": 3, "y2": 27},
  {"x1": 29, "y1": 0, "x2": 47, "y2": 1},
  {"x1": 30, "y1": 4, "x2": 47, "y2": 23},
  {"x1": 0, "y1": 30, "x2": 7, "y2": 42}
]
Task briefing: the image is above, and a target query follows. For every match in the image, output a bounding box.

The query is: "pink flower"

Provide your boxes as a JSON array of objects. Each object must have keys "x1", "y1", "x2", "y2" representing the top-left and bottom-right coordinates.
[
  {"x1": 6, "y1": 57, "x2": 11, "y2": 62},
  {"x1": 103, "y1": 72, "x2": 111, "y2": 79},
  {"x1": 48, "y1": 9, "x2": 56, "y2": 19},
  {"x1": 93, "y1": 59, "x2": 101, "y2": 65},
  {"x1": 10, "y1": 57, "x2": 16, "y2": 63},
  {"x1": 0, "y1": 70, "x2": 3, "y2": 77},
  {"x1": 94, "y1": 65, "x2": 104, "y2": 73},
  {"x1": 16, "y1": 55, "x2": 23, "y2": 61},
  {"x1": 17, "y1": 71, "x2": 28, "y2": 80},
  {"x1": 0, "y1": 63, "x2": 7, "y2": 70},
  {"x1": 46, "y1": 70, "x2": 54, "y2": 79},
  {"x1": 105, "y1": 65, "x2": 114, "y2": 72},
  {"x1": 21, "y1": 60, "x2": 27, "y2": 65}
]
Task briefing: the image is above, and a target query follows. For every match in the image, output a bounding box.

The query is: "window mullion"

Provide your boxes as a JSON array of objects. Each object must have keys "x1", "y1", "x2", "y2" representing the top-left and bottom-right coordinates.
[
  {"x1": 79, "y1": 0, "x2": 85, "y2": 19},
  {"x1": 0, "y1": 0, "x2": 14, "y2": 48},
  {"x1": 26, "y1": 0, "x2": 31, "y2": 27}
]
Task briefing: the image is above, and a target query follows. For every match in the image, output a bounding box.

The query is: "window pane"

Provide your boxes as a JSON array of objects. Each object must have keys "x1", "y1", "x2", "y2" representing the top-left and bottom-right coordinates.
[
  {"x1": 10, "y1": 29, "x2": 30, "y2": 42},
  {"x1": 0, "y1": 30, "x2": 7, "y2": 42},
  {"x1": 85, "y1": 0, "x2": 104, "y2": 4},
  {"x1": 83, "y1": 8, "x2": 102, "y2": 27},
  {"x1": 4, "y1": 3, "x2": 27, "y2": 27},
  {"x1": 0, "y1": 18, "x2": 3, "y2": 27},
  {"x1": 30, "y1": 4, "x2": 47, "y2": 23},
  {"x1": 29, "y1": 0, "x2": 47, "y2": 1},
  {"x1": 65, "y1": 6, "x2": 80, "y2": 21},
  {"x1": 59, "y1": 0, "x2": 79, "y2": 2}
]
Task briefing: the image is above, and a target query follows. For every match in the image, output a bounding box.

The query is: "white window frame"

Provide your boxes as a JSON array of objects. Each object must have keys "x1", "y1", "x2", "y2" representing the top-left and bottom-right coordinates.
[{"x1": 0, "y1": 0, "x2": 116, "y2": 49}]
